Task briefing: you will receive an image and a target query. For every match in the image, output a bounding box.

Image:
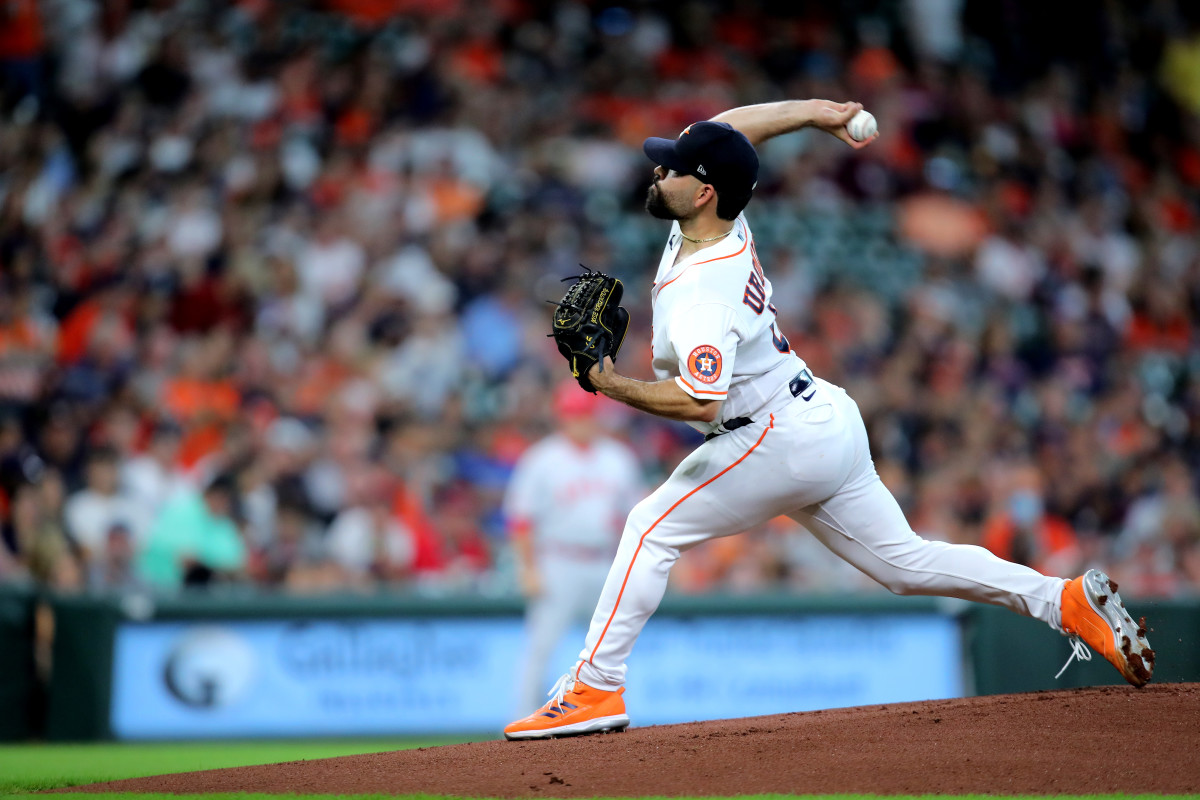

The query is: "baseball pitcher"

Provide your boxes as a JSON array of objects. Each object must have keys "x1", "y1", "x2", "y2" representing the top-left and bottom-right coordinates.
[{"x1": 506, "y1": 99, "x2": 1154, "y2": 740}]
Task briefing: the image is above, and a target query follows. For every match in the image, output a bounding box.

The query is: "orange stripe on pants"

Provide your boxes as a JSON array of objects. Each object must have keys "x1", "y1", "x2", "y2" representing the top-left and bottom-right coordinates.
[{"x1": 580, "y1": 415, "x2": 774, "y2": 676}]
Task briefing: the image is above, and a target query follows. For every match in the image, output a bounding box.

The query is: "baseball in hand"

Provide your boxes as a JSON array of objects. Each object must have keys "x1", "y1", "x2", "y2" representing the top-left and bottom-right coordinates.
[{"x1": 846, "y1": 110, "x2": 877, "y2": 142}]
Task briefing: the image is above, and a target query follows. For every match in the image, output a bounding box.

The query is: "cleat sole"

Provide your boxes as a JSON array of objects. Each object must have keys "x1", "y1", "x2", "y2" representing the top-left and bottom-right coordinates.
[
  {"x1": 1084, "y1": 570, "x2": 1154, "y2": 687},
  {"x1": 504, "y1": 714, "x2": 630, "y2": 741}
]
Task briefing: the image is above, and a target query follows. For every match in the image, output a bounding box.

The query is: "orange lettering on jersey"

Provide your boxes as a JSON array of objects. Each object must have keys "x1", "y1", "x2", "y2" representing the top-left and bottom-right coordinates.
[{"x1": 688, "y1": 345, "x2": 722, "y2": 384}]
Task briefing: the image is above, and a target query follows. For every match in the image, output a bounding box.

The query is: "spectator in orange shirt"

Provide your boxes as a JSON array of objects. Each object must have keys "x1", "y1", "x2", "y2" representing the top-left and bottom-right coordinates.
[
  {"x1": 1125, "y1": 283, "x2": 1192, "y2": 355},
  {"x1": 161, "y1": 333, "x2": 242, "y2": 468},
  {"x1": 56, "y1": 277, "x2": 134, "y2": 366},
  {"x1": 981, "y1": 462, "x2": 1082, "y2": 577},
  {"x1": 0, "y1": 281, "x2": 56, "y2": 407},
  {"x1": 160, "y1": 334, "x2": 240, "y2": 421},
  {"x1": 0, "y1": 0, "x2": 44, "y2": 108}
]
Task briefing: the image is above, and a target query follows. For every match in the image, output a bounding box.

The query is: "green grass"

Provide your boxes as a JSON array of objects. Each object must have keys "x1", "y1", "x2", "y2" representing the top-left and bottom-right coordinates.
[
  {"x1": 12, "y1": 795, "x2": 1199, "y2": 800},
  {"x1": 0, "y1": 738, "x2": 478, "y2": 794},
  {"x1": 0, "y1": 744, "x2": 1194, "y2": 800}
]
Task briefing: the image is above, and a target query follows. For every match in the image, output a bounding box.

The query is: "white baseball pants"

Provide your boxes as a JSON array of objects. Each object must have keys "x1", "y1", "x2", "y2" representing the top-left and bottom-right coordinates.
[{"x1": 573, "y1": 378, "x2": 1066, "y2": 690}]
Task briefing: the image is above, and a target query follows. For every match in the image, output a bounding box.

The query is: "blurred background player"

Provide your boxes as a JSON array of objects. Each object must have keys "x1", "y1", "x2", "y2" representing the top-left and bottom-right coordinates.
[{"x1": 503, "y1": 381, "x2": 644, "y2": 714}]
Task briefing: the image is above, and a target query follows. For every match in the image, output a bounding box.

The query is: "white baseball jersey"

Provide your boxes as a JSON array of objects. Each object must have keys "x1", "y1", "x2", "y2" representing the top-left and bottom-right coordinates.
[
  {"x1": 651, "y1": 215, "x2": 807, "y2": 434},
  {"x1": 504, "y1": 434, "x2": 643, "y2": 555}
]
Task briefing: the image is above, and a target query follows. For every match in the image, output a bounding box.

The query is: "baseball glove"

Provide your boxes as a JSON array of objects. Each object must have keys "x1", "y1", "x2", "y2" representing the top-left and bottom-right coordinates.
[{"x1": 549, "y1": 268, "x2": 629, "y2": 393}]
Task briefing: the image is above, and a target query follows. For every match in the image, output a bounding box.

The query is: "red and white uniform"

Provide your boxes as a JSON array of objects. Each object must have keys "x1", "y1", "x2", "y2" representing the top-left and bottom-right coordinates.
[
  {"x1": 505, "y1": 433, "x2": 643, "y2": 713},
  {"x1": 571, "y1": 214, "x2": 1067, "y2": 692}
]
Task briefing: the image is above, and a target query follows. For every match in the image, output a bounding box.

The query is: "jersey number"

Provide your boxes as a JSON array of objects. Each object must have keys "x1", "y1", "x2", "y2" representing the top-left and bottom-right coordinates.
[{"x1": 742, "y1": 243, "x2": 791, "y2": 354}]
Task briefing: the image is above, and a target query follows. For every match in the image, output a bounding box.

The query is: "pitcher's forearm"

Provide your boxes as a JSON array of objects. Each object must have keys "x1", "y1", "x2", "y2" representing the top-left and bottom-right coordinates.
[
  {"x1": 710, "y1": 100, "x2": 820, "y2": 146},
  {"x1": 589, "y1": 361, "x2": 719, "y2": 423}
]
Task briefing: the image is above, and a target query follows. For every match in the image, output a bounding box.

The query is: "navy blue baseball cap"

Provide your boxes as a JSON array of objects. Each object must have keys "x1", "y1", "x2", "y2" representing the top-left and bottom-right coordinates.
[{"x1": 643, "y1": 121, "x2": 759, "y2": 200}]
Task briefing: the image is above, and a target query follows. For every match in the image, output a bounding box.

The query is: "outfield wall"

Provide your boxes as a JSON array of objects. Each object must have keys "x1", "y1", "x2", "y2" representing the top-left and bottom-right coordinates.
[
  {"x1": 2, "y1": 588, "x2": 1196, "y2": 740},
  {"x1": 0, "y1": 586, "x2": 37, "y2": 740}
]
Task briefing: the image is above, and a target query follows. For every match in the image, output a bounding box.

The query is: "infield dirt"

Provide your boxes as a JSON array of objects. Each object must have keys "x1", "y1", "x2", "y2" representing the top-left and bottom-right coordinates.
[{"x1": 69, "y1": 683, "x2": 1199, "y2": 796}]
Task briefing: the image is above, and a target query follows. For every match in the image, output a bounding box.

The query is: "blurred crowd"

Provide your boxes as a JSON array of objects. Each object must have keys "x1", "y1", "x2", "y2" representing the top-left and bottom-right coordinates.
[{"x1": 1, "y1": 0, "x2": 1200, "y2": 598}]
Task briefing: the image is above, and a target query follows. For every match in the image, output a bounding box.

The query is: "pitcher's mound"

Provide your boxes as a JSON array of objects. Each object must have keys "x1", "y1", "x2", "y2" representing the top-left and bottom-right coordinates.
[{"x1": 70, "y1": 683, "x2": 1199, "y2": 796}]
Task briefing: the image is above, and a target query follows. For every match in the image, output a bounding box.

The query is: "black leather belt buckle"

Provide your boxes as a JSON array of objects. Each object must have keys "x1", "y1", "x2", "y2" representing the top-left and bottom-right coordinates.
[{"x1": 790, "y1": 368, "x2": 815, "y2": 399}]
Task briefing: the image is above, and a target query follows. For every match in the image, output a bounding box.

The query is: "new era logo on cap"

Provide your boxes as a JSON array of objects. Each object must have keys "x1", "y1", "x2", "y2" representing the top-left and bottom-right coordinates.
[{"x1": 643, "y1": 121, "x2": 758, "y2": 201}]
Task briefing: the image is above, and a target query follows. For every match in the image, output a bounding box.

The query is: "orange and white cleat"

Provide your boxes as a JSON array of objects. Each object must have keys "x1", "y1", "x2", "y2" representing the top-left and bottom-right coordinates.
[
  {"x1": 504, "y1": 673, "x2": 629, "y2": 740},
  {"x1": 1058, "y1": 569, "x2": 1155, "y2": 687}
]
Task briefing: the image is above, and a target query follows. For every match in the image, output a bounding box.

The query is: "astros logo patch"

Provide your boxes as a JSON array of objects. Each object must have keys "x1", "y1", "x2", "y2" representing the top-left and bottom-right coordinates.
[{"x1": 688, "y1": 345, "x2": 722, "y2": 384}]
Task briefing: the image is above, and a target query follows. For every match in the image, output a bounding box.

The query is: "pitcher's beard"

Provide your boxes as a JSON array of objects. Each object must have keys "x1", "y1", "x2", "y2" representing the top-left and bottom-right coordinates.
[{"x1": 645, "y1": 184, "x2": 680, "y2": 220}]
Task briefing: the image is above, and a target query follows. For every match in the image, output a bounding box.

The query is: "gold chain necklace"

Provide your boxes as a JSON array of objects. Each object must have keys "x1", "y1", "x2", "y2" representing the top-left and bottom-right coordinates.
[{"x1": 678, "y1": 228, "x2": 733, "y2": 244}]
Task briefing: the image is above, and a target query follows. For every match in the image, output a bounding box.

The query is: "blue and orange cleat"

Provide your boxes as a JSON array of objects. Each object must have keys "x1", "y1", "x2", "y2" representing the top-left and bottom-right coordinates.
[{"x1": 504, "y1": 674, "x2": 629, "y2": 740}]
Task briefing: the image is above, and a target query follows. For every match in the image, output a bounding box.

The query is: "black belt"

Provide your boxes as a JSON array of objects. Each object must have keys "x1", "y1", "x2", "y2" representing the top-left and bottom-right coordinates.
[
  {"x1": 704, "y1": 369, "x2": 815, "y2": 442},
  {"x1": 704, "y1": 416, "x2": 753, "y2": 441}
]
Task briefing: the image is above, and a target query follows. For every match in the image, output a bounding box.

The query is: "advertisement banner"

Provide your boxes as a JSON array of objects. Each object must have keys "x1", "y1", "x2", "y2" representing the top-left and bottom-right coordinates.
[{"x1": 110, "y1": 613, "x2": 962, "y2": 739}]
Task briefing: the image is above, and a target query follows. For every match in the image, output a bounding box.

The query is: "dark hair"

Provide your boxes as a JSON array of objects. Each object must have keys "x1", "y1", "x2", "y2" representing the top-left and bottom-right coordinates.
[
  {"x1": 204, "y1": 472, "x2": 238, "y2": 496},
  {"x1": 716, "y1": 189, "x2": 752, "y2": 221},
  {"x1": 203, "y1": 472, "x2": 243, "y2": 522},
  {"x1": 150, "y1": 419, "x2": 183, "y2": 440}
]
